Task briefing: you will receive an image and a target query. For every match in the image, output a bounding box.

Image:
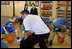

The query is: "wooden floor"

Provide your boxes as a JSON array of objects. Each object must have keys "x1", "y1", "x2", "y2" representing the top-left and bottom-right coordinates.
[{"x1": 1, "y1": 16, "x2": 71, "y2": 48}]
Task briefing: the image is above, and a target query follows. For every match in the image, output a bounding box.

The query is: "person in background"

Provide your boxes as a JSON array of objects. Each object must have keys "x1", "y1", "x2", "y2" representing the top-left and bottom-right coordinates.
[
  {"x1": 19, "y1": 4, "x2": 30, "y2": 28},
  {"x1": 22, "y1": 4, "x2": 30, "y2": 13},
  {"x1": 30, "y1": 3, "x2": 38, "y2": 15}
]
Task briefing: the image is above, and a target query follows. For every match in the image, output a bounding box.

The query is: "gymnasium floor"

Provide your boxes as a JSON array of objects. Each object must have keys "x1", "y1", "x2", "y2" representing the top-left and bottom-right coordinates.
[{"x1": 1, "y1": 16, "x2": 71, "y2": 48}]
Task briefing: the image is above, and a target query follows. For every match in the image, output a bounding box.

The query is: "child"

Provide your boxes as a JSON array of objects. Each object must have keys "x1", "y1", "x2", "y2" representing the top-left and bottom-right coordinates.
[
  {"x1": 49, "y1": 18, "x2": 71, "y2": 45},
  {"x1": 1, "y1": 17, "x2": 21, "y2": 42}
]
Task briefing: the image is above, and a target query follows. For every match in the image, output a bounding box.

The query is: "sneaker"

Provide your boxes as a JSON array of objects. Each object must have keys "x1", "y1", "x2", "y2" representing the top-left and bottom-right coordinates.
[
  {"x1": 22, "y1": 37, "x2": 24, "y2": 40},
  {"x1": 49, "y1": 40, "x2": 53, "y2": 46},
  {"x1": 17, "y1": 39, "x2": 21, "y2": 42}
]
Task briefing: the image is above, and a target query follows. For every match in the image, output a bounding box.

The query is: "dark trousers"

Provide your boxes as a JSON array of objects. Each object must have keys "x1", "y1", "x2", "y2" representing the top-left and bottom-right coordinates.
[
  {"x1": 18, "y1": 18, "x2": 23, "y2": 25},
  {"x1": 20, "y1": 33, "x2": 50, "y2": 48}
]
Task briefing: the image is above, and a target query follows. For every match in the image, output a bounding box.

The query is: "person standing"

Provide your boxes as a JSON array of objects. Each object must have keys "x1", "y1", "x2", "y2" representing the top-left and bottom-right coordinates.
[
  {"x1": 22, "y1": 4, "x2": 30, "y2": 13},
  {"x1": 30, "y1": 3, "x2": 38, "y2": 15}
]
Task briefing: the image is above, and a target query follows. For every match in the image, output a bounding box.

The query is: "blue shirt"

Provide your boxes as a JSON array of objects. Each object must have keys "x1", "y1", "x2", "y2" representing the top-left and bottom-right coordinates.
[
  {"x1": 2, "y1": 19, "x2": 12, "y2": 28},
  {"x1": 52, "y1": 18, "x2": 69, "y2": 28},
  {"x1": 16, "y1": 16, "x2": 21, "y2": 20}
]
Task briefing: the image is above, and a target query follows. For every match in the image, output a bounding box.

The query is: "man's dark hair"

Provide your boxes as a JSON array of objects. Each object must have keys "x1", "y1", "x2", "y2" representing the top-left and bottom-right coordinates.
[
  {"x1": 25, "y1": 4, "x2": 28, "y2": 6},
  {"x1": 20, "y1": 10, "x2": 29, "y2": 15}
]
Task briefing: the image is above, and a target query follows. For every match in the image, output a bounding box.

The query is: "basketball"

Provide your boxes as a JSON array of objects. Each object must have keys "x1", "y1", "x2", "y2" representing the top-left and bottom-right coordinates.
[
  {"x1": 49, "y1": 11, "x2": 52, "y2": 15},
  {"x1": 45, "y1": 11, "x2": 48, "y2": 15},
  {"x1": 7, "y1": 36, "x2": 14, "y2": 43},
  {"x1": 42, "y1": 10, "x2": 45, "y2": 14},
  {"x1": 49, "y1": 4, "x2": 52, "y2": 8},
  {"x1": 43, "y1": 4, "x2": 48, "y2": 8},
  {"x1": 58, "y1": 36, "x2": 64, "y2": 43}
]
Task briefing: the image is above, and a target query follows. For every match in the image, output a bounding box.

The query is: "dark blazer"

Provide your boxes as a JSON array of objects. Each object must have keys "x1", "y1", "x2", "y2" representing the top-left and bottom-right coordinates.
[{"x1": 30, "y1": 8, "x2": 38, "y2": 15}]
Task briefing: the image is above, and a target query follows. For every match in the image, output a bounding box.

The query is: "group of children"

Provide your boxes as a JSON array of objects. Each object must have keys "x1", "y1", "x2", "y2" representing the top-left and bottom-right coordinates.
[
  {"x1": 1, "y1": 15, "x2": 71, "y2": 45},
  {"x1": 1, "y1": 6, "x2": 71, "y2": 47}
]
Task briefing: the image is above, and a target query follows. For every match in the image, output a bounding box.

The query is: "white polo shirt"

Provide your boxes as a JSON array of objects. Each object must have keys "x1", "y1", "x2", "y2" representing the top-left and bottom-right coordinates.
[{"x1": 23, "y1": 14, "x2": 50, "y2": 35}]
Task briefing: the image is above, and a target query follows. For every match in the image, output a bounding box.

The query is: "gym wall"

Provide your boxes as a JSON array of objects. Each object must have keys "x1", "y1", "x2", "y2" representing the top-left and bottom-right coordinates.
[
  {"x1": 15, "y1": 1, "x2": 58, "y2": 20},
  {"x1": 15, "y1": 1, "x2": 41, "y2": 16},
  {"x1": 1, "y1": 1, "x2": 13, "y2": 17},
  {"x1": 1, "y1": 1, "x2": 57, "y2": 20}
]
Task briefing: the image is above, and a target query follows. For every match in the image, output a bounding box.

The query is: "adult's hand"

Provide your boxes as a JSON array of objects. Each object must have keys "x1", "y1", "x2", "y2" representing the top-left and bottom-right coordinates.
[{"x1": 26, "y1": 31, "x2": 31, "y2": 36}]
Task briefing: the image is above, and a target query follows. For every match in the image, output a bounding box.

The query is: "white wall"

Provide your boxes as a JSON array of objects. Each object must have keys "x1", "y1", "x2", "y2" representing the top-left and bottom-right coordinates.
[{"x1": 1, "y1": 1, "x2": 13, "y2": 17}]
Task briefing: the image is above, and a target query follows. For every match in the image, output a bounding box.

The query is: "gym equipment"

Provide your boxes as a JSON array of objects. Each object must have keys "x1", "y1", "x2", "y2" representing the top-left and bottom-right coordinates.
[
  {"x1": 43, "y1": 4, "x2": 48, "y2": 8},
  {"x1": 67, "y1": 10, "x2": 71, "y2": 12},
  {"x1": 45, "y1": 11, "x2": 48, "y2": 15},
  {"x1": 57, "y1": 4, "x2": 65, "y2": 6},
  {"x1": 58, "y1": 36, "x2": 64, "y2": 43},
  {"x1": 49, "y1": 4, "x2": 52, "y2": 8},
  {"x1": 57, "y1": 1, "x2": 71, "y2": 25},
  {"x1": 67, "y1": 17, "x2": 71, "y2": 18},
  {"x1": 49, "y1": 11, "x2": 52, "y2": 15},
  {"x1": 7, "y1": 36, "x2": 14, "y2": 43},
  {"x1": 57, "y1": 16, "x2": 65, "y2": 17},
  {"x1": 57, "y1": 13, "x2": 65, "y2": 15},
  {"x1": 57, "y1": 10, "x2": 65, "y2": 12},
  {"x1": 67, "y1": 14, "x2": 71, "y2": 15},
  {"x1": 40, "y1": 1, "x2": 52, "y2": 23},
  {"x1": 42, "y1": 10, "x2": 45, "y2": 14},
  {"x1": 42, "y1": 1, "x2": 52, "y2": 3},
  {"x1": 68, "y1": 20, "x2": 71, "y2": 21}
]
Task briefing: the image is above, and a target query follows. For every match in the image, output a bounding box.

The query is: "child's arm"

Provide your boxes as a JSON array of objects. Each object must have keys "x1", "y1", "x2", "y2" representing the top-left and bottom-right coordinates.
[
  {"x1": 25, "y1": 31, "x2": 32, "y2": 37},
  {"x1": 22, "y1": 25, "x2": 25, "y2": 35},
  {"x1": 9, "y1": 19, "x2": 15, "y2": 22},
  {"x1": 3, "y1": 27, "x2": 8, "y2": 34}
]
